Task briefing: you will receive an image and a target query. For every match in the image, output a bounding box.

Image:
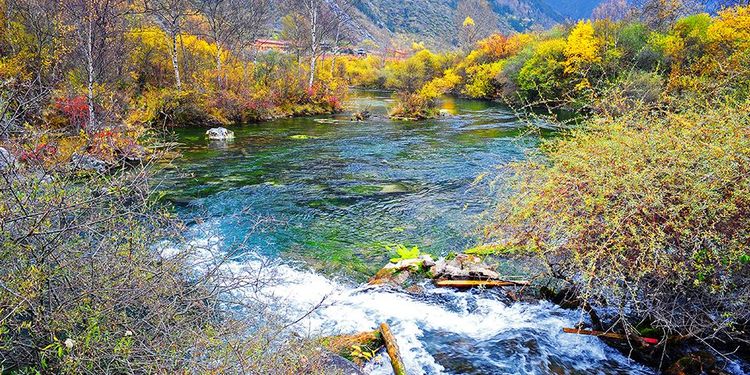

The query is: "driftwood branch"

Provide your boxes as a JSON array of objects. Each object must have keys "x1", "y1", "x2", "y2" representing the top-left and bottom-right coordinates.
[
  {"x1": 379, "y1": 322, "x2": 406, "y2": 375},
  {"x1": 434, "y1": 279, "x2": 530, "y2": 288},
  {"x1": 562, "y1": 328, "x2": 659, "y2": 345}
]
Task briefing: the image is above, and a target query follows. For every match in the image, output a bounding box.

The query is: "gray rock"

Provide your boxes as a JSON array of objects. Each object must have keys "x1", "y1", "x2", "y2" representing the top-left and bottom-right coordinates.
[
  {"x1": 70, "y1": 153, "x2": 109, "y2": 174},
  {"x1": 205, "y1": 127, "x2": 235, "y2": 140},
  {"x1": 430, "y1": 254, "x2": 500, "y2": 280},
  {"x1": 320, "y1": 350, "x2": 364, "y2": 375},
  {"x1": 0, "y1": 147, "x2": 18, "y2": 171},
  {"x1": 419, "y1": 254, "x2": 435, "y2": 268},
  {"x1": 384, "y1": 256, "x2": 428, "y2": 271}
]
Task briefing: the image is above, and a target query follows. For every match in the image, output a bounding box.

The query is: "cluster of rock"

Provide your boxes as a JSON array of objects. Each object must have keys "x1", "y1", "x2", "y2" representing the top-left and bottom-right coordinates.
[
  {"x1": 368, "y1": 253, "x2": 507, "y2": 288},
  {"x1": 368, "y1": 254, "x2": 435, "y2": 286},
  {"x1": 430, "y1": 254, "x2": 500, "y2": 280}
]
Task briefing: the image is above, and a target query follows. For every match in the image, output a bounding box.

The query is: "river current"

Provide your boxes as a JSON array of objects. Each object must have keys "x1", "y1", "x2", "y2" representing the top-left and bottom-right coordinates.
[{"x1": 159, "y1": 91, "x2": 659, "y2": 374}]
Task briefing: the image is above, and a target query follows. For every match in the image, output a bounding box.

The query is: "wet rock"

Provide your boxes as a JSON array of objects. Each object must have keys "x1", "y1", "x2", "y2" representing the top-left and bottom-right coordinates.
[
  {"x1": 420, "y1": 254, "x2": 435, "y2": 268},
  {"x1": 321, "y1": 330, "x2": 383, "y2": 369},
  {"x1": 368, "y1": 255, "x2": 433, "y2": 286},
  {"x1": 430, "y1": 254, "x2": 500, "y2": 280},
  {"x1": 122, "y1": 144, "x2": 147, "y2": 164},
  {"x1": 369, "y1": 266, "x2": 411, "y2": 286},
  {"x1": 320, "y1": 351, "x2": 365, "y2": 375},
  {"x1": 70, "y1": 153, "x2": 109, "y2": 174},
  {"x1": 322, "y1": 330, "x2": 382, "y2": 355},
  {"x1": 0, "y1": 147, "x2": 18, "y2": 171},
  {"x1": 405, "y1": 284, "x2": 426, "y2": 295},
  {"x1": 351, "y1": 110, "x2": 371, "y2": 121},
  {"x1": 205, "y1": 127, "x2": 235, "y2": 140}
]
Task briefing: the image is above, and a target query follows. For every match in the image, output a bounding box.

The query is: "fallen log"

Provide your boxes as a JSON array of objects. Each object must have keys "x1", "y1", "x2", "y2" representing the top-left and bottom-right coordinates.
[
  {"x1": 380, "y1": 322, "x2": 406, "y2": 375},
  {"x1": 562, "y1": 328, "x2": 659, "y2": 345},
  {"x1": 434, "y1": 279, "x2": 530, "y2": 288}
]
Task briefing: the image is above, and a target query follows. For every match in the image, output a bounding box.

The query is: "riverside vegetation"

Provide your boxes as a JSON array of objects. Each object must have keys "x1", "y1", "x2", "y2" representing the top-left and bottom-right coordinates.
[{"x1": 2, "y1": 0, "x2": 750, "y2": 373}]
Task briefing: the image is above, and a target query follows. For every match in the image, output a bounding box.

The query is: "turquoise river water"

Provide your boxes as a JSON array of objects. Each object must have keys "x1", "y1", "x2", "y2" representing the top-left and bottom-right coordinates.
[{"x1": 158, "y1": 91, "x2": 662, "y2": 374}]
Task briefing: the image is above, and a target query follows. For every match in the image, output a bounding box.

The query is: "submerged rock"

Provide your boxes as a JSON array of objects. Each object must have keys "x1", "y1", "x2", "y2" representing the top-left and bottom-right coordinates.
[
  {"x1": 430, "y1": 254, "x2": 500, "y2": 280},
  {"x1": 205, "y1": 127, "x2": 235, "y2": 140},
  {"x1": 289, "y1": 134, "x2": 313, "y2": 140},
  {"x1": 379, "y1": 183, "x2": 408, "y2": 194}
]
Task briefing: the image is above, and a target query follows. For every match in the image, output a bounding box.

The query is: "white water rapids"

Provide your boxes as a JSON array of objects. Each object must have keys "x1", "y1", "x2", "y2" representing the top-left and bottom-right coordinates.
[{"x1": 160, "y1": 228, "x2": 659, "y2": 375}]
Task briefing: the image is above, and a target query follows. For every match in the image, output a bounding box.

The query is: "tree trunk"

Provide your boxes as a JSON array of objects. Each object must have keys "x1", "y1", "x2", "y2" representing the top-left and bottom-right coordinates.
[
  {"x1": 330, "y1": 24, "x2": 340, "y2": 77},
  {"x1": 308, "y1": 3, "x2": 317, "y2": 89},
  {"x1": 379, "y1": 323, "x2": 406, "y2": 375},
  {"x1": 86, "y1": 14, "x2": 96, "y2": 130},
  {"x1": 309, "y1": 54, "x2": 317, "y2": 89},
  {"x1": 216, "y1": 44, "x2": 222, "y2": 88},
  {"x1": 170, "y1": 31, "x2": 182, "y2": 91}
]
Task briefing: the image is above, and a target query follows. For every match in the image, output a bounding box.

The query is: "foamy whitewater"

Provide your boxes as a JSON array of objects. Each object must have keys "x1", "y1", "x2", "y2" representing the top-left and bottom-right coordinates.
[{"x1": 158, "y1": 225, "x2": 662, "y2": 374}]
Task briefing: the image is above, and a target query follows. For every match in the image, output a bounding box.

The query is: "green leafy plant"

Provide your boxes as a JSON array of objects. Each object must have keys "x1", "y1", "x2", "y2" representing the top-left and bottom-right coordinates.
[
  {"x1": 350, "y1": 345, "x2": 376, "y2": 362},
  {"x1": 387, "y1": 244, "x2": 420, "y2": 263}
]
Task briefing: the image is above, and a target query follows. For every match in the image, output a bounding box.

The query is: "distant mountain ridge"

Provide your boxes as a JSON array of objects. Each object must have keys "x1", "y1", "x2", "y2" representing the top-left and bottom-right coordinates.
[{"x1": 349, "y1": 0, "x2": 605, "y2": 48}]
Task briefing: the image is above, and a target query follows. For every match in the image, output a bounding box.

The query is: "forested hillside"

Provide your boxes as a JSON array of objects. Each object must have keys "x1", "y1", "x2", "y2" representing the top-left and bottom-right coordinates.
[
  {"x1": 350, "y1": 0, "x2": 605, "y2": 48},
  {"x1": 3, "y1": 0, "x2": 750, "y2": 373}
]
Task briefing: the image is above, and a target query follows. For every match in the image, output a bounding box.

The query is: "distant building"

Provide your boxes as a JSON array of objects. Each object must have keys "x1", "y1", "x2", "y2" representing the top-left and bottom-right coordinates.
[
  {"x1": 253, "y1": 39, "x2": 291, "y2": 52},
  {"x1": 381, "y1": 48, "x2": 407, "y2": 61}
]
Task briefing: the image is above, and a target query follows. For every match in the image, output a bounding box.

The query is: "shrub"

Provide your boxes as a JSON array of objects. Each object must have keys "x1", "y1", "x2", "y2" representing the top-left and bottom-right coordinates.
[
  {"x1": 389, "y1": 92, "x2": 439, "y2": 120},
  {"x1": 516, "y1": 39, "x2": 567, "y2": 102},
  {"x1": 490, "y1": 102, "x2": 750, "y2": 343},
  {"x1": 463, "y1": 61, "x2": 505, "y2": 98},
  {"x1": 129, "y1": 88, "x2": 222, "y2": 128},
  {"x1": 593, "y1": 70, "x2": 665, "y2": 115},
  {"x1": 0, "y1": 159, "x2": 331, "y2": 374}
]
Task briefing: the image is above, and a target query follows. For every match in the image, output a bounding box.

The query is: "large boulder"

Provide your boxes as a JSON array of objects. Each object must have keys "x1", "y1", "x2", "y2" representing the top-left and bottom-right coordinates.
[
  {"x1": 70, "y1": 153, "x2": 109, "y2": 174},
  {"x1": 0, "y1": 147, "x2": 18, "y2": 171},
  {"x1": 206, "y1": 127, "x2": 235, "y2": 140},
  {"x1": 430, "y1": 254, "x2": 500, "y2": 280}
]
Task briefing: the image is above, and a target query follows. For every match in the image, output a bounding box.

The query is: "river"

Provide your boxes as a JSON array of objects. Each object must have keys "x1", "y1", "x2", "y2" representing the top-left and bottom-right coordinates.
[{"x1": 158, "y1": 91, "x2": 654, "y2": 374}]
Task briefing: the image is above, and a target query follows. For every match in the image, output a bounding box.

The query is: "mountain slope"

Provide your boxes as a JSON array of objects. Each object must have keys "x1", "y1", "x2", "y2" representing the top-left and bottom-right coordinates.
[{"x1": 349, "y1": 0, "x2": 604, "y2": 48}]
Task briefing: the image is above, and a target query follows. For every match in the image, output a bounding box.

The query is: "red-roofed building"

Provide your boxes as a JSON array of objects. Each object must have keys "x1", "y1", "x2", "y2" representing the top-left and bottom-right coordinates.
[{"x1": 254, "y1": 39, "x2": 291, "y2": 52}]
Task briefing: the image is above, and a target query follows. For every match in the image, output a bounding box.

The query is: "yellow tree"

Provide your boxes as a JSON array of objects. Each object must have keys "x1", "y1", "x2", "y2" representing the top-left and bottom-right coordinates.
[
  {"x1": 460, "y1": 16, "x2": 479, "y2": 49},
  {"x1": 564, "y1": 21, "x2": 602, "y2": 91}
]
